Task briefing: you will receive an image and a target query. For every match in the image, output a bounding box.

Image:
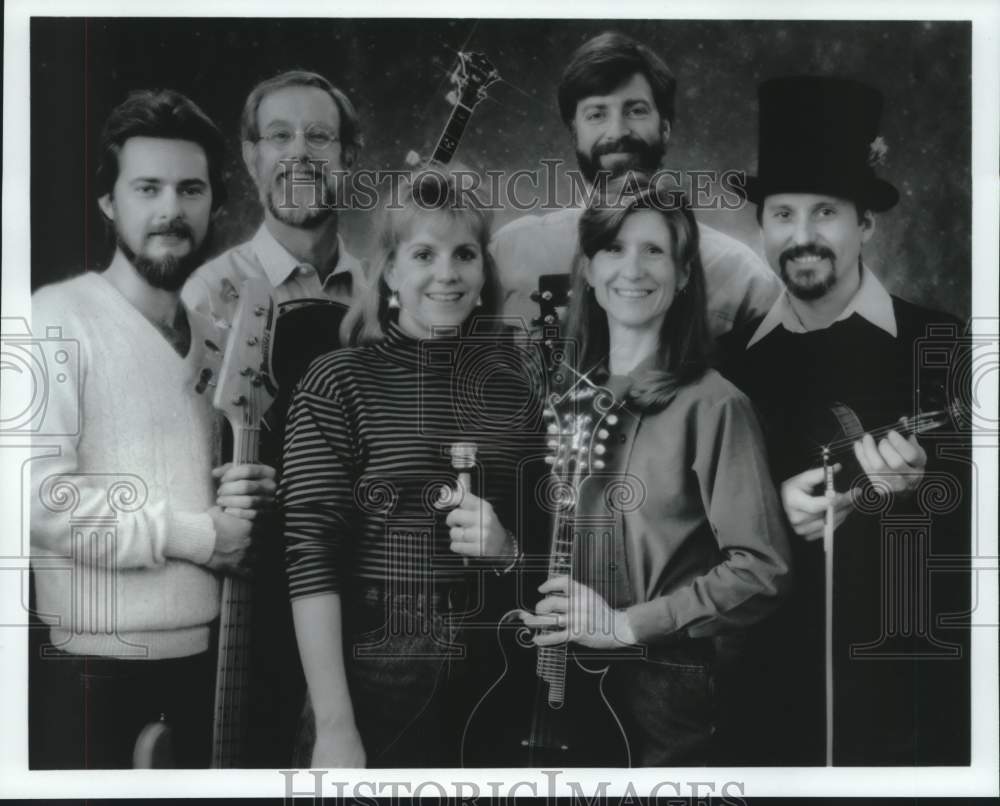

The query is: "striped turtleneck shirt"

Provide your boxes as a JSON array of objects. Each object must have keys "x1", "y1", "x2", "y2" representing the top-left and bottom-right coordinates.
[{"x1": 281, "y1": 322, "x2": 543, "y2": 600}]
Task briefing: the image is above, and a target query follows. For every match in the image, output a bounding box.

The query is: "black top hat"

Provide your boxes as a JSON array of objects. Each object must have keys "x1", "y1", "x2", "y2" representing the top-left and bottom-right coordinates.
[{"x1": 743, "y1": 76, "x2": 899, "y2": 212}]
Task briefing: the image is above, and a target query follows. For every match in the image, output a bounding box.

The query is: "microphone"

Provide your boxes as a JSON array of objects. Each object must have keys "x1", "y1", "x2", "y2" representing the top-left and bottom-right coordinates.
[
  {"x1": 449, "y1": 442, "x2": 477, "y2": 567},
  {"x1": 449, "y1": 442, "x2": 477, "y2": 499}
]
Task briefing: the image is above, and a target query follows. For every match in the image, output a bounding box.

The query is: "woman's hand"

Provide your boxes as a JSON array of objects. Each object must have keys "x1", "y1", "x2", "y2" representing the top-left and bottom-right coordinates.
[
  {"x1": 519, "y1": 575, "x2": 638, "y2": 649},
  {"x1": 444, "y1": 488, "x2": 516, "y2": 562}
]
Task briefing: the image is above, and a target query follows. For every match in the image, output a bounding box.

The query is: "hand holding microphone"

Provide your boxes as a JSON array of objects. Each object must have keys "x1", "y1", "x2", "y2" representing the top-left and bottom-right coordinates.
[{"x1": 441, "y1": 443, "x2": 516, "y2": 564}]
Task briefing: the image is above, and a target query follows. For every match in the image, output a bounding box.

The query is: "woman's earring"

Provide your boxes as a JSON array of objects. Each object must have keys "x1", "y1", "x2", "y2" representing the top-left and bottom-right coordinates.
[
  {"x1": 475, "y1": 294, "x2": 483, "y2": 307},
  {"x1": 388, "y1": 291, "x2": 400, "y2": 309}
]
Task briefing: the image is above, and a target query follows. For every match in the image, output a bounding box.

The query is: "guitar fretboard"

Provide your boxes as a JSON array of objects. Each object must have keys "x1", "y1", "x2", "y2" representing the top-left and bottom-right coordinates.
[
  {"x1": 431, "y1": 103, "x2": 473, "y2": 166},
  {"x1": 211, "y1": 424, "x2": 260, "y2": 768}
]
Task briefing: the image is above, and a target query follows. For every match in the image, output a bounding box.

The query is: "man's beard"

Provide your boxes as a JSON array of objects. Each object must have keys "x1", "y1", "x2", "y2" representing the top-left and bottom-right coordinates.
[
  {"x1": 576, "y1": 133, "x2": 664, "y2": 184},
  {"x1": 779, "y1": 245, "x2": 838, "y2": 301},
  {"x1": 118, "y1": 221, "x2": 207, "y2": 292},
  {"x1": 265, "y1": 160, "x2": 338, "y2": 229}
]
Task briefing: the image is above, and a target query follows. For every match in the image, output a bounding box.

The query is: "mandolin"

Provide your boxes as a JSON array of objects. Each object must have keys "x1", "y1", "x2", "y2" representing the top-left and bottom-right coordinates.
[
  {"x1": 798, "y1": 399, "x2": 963, "y2": 485},
  {"x1": 461, "y1": 364, "x2": 634, "y2": 767}
]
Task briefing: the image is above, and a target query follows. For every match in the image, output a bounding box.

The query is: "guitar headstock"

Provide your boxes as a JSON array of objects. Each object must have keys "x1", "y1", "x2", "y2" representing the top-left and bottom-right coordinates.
[
  {"x1": 190, "y1": 279, "x2": 241, "y2": 396},
  {"x1": 212, "y1": 278, "x2": 279, "y2": 429},
  {"x1": 447, "y1": 51, "x2": 501, "y2": 111},
  {"x1": 543, "y1": 364, "x2": 622, "y2": 487}
]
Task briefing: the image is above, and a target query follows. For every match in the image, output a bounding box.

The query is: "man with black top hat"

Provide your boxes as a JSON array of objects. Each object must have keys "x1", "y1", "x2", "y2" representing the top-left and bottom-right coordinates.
[{"x1": 719, "y1": 76, "x2": 970, "y2": 766}]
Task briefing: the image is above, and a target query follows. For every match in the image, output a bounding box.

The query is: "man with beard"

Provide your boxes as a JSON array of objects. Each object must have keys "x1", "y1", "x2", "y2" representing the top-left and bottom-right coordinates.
[
  {"x1": 181, "y1": 70, "x2": 365, "y2": 767},
  {"x1": 719, "y1": 76, "x2": 970, "y2": 765},
  {"x1": 492, "y1": 31, "x2": 781, "y2": 336},
  {"x1": 183, "y1": 70, "x2": 364, "y2": 320},
  {"x1": 30, "y1": 90, "x2": 276, "y2": 769}
]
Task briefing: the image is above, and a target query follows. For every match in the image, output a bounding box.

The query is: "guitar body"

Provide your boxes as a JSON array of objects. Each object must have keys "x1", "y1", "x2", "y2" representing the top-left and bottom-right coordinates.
[
  {"x1": 461, "y1": 611, "x2": 631, "y2": 767},
  {"x1": 132, "y1": 717, "x2": 174, "y2": 768}
]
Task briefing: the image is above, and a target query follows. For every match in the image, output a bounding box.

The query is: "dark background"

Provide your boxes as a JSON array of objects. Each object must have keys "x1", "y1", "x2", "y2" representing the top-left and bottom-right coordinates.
[{"x1": 31, "y1": 17, "x2": 971, "y2": 320}]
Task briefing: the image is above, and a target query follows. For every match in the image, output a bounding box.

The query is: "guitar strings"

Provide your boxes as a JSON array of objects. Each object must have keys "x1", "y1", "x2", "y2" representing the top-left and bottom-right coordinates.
[{"x1": 811, "y1": 408, "x2": 950, "y2": 458}]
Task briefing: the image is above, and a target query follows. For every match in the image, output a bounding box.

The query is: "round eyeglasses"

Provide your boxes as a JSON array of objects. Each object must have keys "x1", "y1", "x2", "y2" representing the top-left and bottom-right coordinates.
[{"x1": 258, "y1": 127, "x2": 340, "y2": 151}]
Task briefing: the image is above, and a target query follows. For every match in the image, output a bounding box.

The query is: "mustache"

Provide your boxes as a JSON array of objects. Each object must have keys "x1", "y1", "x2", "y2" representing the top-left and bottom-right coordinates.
[
  {"x1": 274, "y1": 159, "x2": 327, "y2": 180},
  {"x1": 779, "y1": 244, "x2": 836, "y2": 269},
  {"x1": 591, "y1": 134, "x2": 649, "y2": 158},
  {"x1": 146, "y1": 222, "x2": 193, "y2": 240}
]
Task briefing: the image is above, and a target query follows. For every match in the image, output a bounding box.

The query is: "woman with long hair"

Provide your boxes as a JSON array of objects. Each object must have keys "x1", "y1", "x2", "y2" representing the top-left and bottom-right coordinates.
[
  {"x1": 280, "y1": 170, "x2": 535, "y2": 767},
  {"x1": 520, "y1": 174, "x2": 792, "y2": 765}
]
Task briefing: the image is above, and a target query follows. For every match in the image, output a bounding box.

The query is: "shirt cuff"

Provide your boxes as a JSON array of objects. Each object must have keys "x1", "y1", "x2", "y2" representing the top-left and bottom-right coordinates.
[
  {"x1": 165, "y1": 510, "x2": 217, "y2": 566},
  {"x1": 624, "y1": 598, "x2": 679, "y2": 645}
]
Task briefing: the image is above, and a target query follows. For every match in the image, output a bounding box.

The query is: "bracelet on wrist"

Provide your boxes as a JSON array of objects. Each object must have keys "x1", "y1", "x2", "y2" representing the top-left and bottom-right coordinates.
[{"x1": 494, "y1": 529, "x2": 521, "y2": 576}]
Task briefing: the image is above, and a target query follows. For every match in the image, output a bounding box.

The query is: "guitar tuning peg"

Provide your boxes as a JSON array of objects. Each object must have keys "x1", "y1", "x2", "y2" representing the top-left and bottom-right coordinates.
[
  {"x1": 542, "y1": 291, "x2": 553, "y2": 301},
  {"x1": 546, "y1": 423, "x2": 558, "y2": 435},
  {"x1": 544, "y1": 456, "x2": 556, "y2": 465},
  {"x1": 593, "y1": 459, "x2": 606, "y2": 470},
  {"x1": 547, "y1": 439, "x2": 559, "y2": 449},
  {"x1": 597, "y1": 428, "x2": 609, "y2": 440},
  {"x1": 605, "y1": 414, "x2": 619, "y2": 426},
  {"x1": 445, "y1": 89, "x2": 459, "y2": 105},
  {"x1": 530, "y1": 291, "x2": 541, "y2": 302},
  {"x1": 594, "y1": 444, "x2": 606, "y2": 456}
]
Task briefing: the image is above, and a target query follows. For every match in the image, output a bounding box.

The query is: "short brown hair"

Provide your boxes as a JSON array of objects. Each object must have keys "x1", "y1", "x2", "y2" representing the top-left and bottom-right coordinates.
[
  {"x1": 558, "y1": 32, "x2": 677, "y2": 127},
  {"x1": 240, "y1": 70, "x2": 362, "y2": 167},
  {"x1": 96, "y1": 89, "x2": 227, "y2": 209}
]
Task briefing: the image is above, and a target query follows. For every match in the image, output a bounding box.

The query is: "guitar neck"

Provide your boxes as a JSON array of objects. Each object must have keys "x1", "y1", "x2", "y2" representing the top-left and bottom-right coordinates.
[
  {"x1": 536, "y1": 516, "x2": 573, "y2": 706},
  {"x1": 430, "y1": 102, "x2": 473, "y2": 166},
  {"x1": 210, "y1": 421, "x2": 259, "y2": 768},
  {"x1": 231, "y1": 422, "x2": 261, "y2": 467},
  {"x1": 819, "y1": 406, "x2": 952, "y2": 465}
]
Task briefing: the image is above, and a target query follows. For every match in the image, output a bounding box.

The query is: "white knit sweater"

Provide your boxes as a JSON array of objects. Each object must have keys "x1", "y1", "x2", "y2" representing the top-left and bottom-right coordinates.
[{"x1": 31, "y1": 272, "x2": 221, "y2": 659}]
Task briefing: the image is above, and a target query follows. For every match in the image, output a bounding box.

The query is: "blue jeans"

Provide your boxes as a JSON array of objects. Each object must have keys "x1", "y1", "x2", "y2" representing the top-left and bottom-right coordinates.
[
  {"x1": 297, "y1": 582, "x2": 470, "y2": 768},
  {"x1": 605, "y1": 637, "x2": 718, "y2": 766}
]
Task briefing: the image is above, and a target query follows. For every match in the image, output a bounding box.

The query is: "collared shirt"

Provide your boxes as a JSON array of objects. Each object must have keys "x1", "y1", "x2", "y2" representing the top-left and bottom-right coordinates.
[
  {"x1": 490, "y1": 207, "x2": 782, "y2": 338},
  {"x1": 182, "y1": 223, "x2": 366, "y2": 323},
  {"x1": 746, "y1": 263, "x2": 897, "y2": 348}
]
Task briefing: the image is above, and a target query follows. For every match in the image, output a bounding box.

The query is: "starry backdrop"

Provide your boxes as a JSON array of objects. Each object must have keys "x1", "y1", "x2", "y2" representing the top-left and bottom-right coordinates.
[{"x1": 30, "y1": 18, "x2": 971, "y2": 320}]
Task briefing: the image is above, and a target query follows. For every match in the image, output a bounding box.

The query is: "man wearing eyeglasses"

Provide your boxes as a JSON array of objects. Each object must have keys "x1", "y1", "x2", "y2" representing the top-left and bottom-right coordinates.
[
  {"x1": 184, "y1": 70, "x2": 365, "y2": 315},
  {"x1": 182, "y1": 70, "x2": 366, "y2": 767}
]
